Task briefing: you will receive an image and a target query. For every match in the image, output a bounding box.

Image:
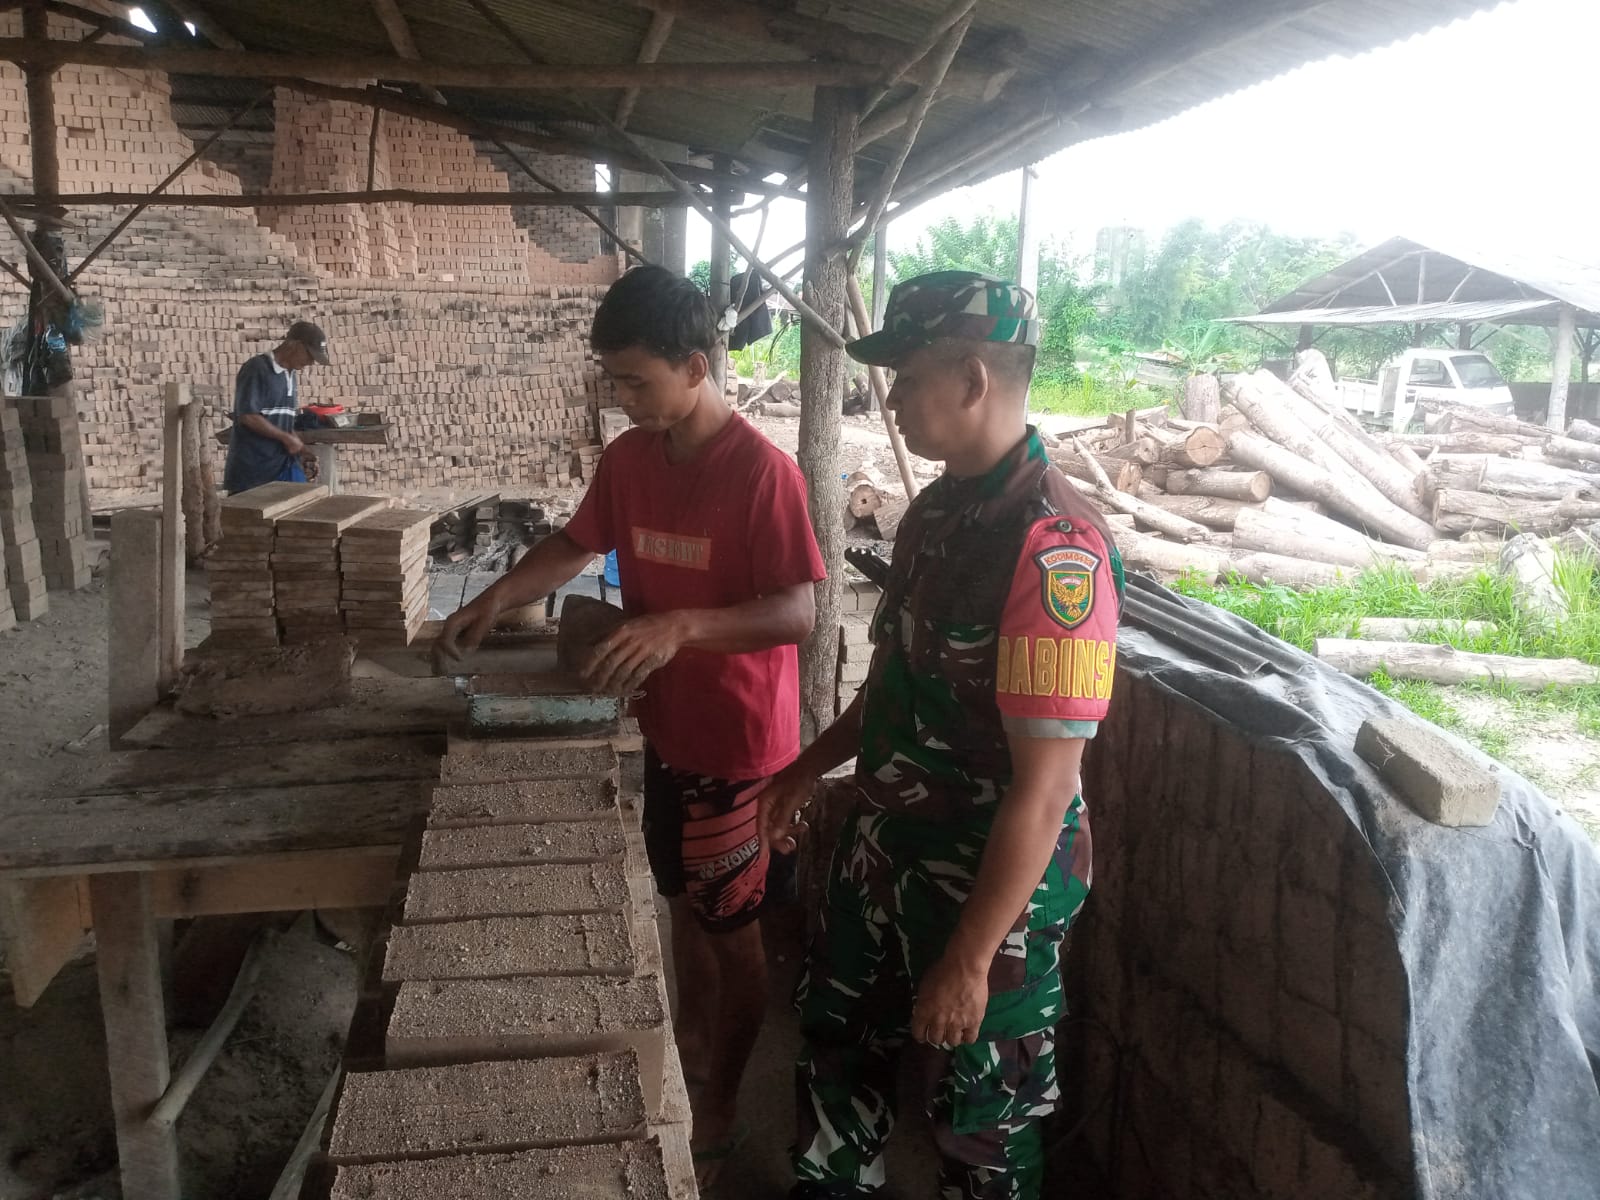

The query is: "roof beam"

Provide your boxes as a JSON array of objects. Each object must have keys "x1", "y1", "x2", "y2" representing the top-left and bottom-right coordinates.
[
  {"x1": 0, "y1": 38, "x2": 883, "y2": 90},
  {"x1": 160, "y1": 0, "x2": 244, "y2": 50},
  {"x1": 368, "y1": 0, "x2": 447, "y2": 105},
  {"x1": 615, "y1": 9, "x2": 674, "y2": 129},
  {"x1": 7, "y1": 189, "x2": 691, "y2": 209},
  {"x1": 634, "y1": 0, "x2": 1015, "y2": 101}
]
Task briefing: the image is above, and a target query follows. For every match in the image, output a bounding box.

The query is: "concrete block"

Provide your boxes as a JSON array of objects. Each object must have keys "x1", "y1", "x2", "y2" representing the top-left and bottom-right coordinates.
[
  {"x1": 1356, "y1": 716, "x2": 1500, "y2": 827},
  {"x1": 403, "y1": 862, "x2": 629, "y2": 921},
  {"x1": 417, "y1": 819, "x2": 627, "y2": 871},
  {"x1": 327, "y1": 1052, "x2": 646, "y2": 1162},
  {"x1": 381, "y1": 913, "x2": 635, "y2": 982},
  {"x1": 330, "y1": 1140, "x2": 673, "y2": 1200},
  {"x1": 439, "y1": 738, "x2": 618, "y2": 784},
  {"x1": 385, "y1": 974, "x2": 682, "y2": 1121},
  {"x1": 427, "y1": 776, "x2": 618, "y2": 827}
]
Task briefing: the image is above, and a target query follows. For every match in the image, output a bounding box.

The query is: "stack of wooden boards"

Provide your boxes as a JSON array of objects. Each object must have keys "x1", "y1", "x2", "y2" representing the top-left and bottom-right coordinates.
[
  {"x1": 1051, "y1": 365, "x2": 1600, "y2": 591},
  {"x1": 209, "y1": 482, "x2": 435, "y2": 649},
  {"x1": 0, "y1": 400, "x2": 47, "y2": 623},
  {"x1": 300, "y1": 736, "x2": 694, "y2": 1200}
]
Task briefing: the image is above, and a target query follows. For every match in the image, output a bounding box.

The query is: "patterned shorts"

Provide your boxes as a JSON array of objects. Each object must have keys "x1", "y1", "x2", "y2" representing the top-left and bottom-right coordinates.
[{"x1": 642, "y1": 747, "x2": 790, "y2": 933}]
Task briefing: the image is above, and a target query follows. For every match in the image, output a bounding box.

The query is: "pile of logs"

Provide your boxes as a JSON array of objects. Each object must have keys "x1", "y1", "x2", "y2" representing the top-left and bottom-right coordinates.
[{"x1": 1048, "y1": 364, "x2": 1600, "y2": 593}]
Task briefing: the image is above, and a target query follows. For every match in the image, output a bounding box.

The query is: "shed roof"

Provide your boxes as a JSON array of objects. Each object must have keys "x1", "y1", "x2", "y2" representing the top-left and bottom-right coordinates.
[
  {"x1": 121, "y1": 0, "x2": 1495, "y2": 209},
  {"x1": 1259, "y1": 236, "x2": 1600, "y2": 327}
]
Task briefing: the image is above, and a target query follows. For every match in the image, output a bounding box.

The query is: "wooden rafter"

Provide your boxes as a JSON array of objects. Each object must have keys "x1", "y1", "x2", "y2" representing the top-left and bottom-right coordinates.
[
  {"x1": 614, "y1": 10, "x2": 673, "y2": 129},
  {"x1": 633, "y1": 0, "x2": 1015, "y2": 101},
  {"x1": 4, "y1": 189, "x2": 692, "y2": 209},
  {"x1": 0, "y1": 38, "x2": 884, "y2": 90},
  {"x1": 368, "y1": 0, "x2": 447, "y2": 105}
]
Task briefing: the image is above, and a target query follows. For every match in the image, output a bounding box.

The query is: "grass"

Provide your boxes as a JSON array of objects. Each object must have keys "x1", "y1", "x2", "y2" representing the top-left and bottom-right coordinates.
[
  {"x1": 1170, "y1": 556, "x2": 1600, "y2": 777},
  {"x1": 1029, "y1": 376, "x2": 1169, "y2": 417}
]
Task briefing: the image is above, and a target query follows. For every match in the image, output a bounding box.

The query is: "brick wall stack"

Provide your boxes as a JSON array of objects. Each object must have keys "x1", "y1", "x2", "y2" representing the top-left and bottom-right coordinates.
[
  {"x1": 0, "y1": 399, "x2": 47, "y2": 620},
  {"x1": 303, "y1": 738, "x2": 694, "y2": 1198},
  {"x1": 14, "y1": 394, "x2": 91, "y2": 590},
  {"x1": 1064, "y1": 677, "x2": 1411, "y2": 1199},
  {"x1": 0, "y1": 4, "x2": 621, "y2": 510},
  {"x1": 480, "y1": 141, "x2": 614, "y2": 271},
  {"x1": 834, "y1": 583, "x2": 882, "y2": 714}
]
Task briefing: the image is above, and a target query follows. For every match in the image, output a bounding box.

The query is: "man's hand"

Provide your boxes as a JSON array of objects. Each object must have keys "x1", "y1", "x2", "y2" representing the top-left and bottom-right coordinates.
[
  {"x1": 755, "y1": 765, "x2": 818, "y2": 856},
  {"x1": 581, "y1": 611, "x2": 684, "y2": 696},
  {"x1": 911, "y1": 952, "x2": 989, "y2": 1047},
  {"x1": 437, "y1": 593, "x2": 502, "y2": 663},
  {"x1": 282, "y1": 431, "x2": 306, "y2": 456}
]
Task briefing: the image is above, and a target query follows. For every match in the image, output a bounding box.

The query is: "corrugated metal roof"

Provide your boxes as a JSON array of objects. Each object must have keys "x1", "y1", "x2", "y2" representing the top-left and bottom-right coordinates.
[
  {"x1": 1258, "y1": 236, "x2": 1600, "y2": 326},
  {"x1": 145, "y1": 0, "x2": 1499, "y2": 203},
  {"x1": 1219, "y1": 299, "x2": 1562, "y2": 327}
]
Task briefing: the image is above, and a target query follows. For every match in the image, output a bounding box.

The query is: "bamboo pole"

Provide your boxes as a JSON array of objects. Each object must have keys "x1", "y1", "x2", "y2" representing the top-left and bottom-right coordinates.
[
  {"x1": 0, "y1": 192, "x2": 72, "y2": 304},
  {"x1": 861, "y1": 0, "x2": 977, "y2": 115},
  {"x1": 151, "y1": 934, "x2": 270, "y2": 1126}
]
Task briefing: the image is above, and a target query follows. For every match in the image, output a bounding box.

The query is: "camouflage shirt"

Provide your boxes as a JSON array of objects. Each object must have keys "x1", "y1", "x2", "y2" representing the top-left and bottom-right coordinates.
[{"x1": 854, "y1": 427, "x2": 1124, "y2": 826}]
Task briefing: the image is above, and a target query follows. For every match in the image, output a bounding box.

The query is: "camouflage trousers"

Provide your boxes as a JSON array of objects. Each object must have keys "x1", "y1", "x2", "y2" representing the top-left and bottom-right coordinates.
[{"x1": 791, "y1": 801, "x2": 1090, "y2": 1199}]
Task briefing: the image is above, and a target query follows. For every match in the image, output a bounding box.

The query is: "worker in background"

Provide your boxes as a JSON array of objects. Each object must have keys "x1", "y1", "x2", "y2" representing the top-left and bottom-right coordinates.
[
  {"x1": 757, "y1": 272, "x2": 1125, "y2": 1200},
  {"x1": 439, "y1": 265, "x2": 825, "y2": 1189},
  {"x1": 222, "y1": 320, "x2": 331, "y2": 494}
]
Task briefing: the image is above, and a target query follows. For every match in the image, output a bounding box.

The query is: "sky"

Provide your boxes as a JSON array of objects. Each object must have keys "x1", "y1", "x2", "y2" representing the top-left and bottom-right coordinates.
[{"x1": 683, "y1": 0, "x2": 1597, "y2": 271}]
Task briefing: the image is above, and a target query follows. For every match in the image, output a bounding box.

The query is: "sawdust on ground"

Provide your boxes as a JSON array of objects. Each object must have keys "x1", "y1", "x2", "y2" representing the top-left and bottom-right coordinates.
[{"x1": 1449, "y1": 693, "x2": 1600, "y2": 842}]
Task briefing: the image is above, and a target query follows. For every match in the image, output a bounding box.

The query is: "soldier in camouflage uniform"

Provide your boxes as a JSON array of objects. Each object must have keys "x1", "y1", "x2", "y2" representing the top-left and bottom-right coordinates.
[{"x1": 758, "y1": 271, "x2": 1125, "y2": 1199}]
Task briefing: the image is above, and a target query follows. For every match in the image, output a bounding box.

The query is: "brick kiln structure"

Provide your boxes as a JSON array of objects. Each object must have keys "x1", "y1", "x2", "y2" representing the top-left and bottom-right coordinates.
[{"x1": 0, "y1": 7, "x2": 623, "y2": 504}]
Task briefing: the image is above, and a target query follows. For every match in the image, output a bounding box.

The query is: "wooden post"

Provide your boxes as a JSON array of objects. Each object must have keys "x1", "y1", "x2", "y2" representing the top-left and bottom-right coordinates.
[
  {"x1": 160, "y1": 383, "x2": 188, "y2": 692},
  {"x1": 870, "y1": 228, "x2": 888, "y2": 412},
  {"x1": 180, "y1": 397, "x2": 204, "y2": 563},
  {"x1": 109, "y1": 509, "x2": 163, "y2": 745},
  {"x1": 90, "y1": 872, "x2": 182, "y2": 1200},
  {"x1": 798, "y1": 86, "x2": 857, "y2": 744},
  {"x1": 709, "y1": 156, "x2": 732, "y2": 392},
  {"x1": 1548, "y1": 302, "x2": 1576, "y2": 432}
]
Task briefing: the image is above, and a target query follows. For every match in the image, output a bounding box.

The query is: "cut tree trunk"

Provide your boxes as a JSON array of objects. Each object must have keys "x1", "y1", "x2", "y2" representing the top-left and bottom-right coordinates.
[
  {"x1": 1148, "y1": 424, "x2": 1225, "y2": 469},
  {"x1": 1163, "y1": 468, "x2": 1272, "y2": 502},
  {"x1": 1181, "y1": 374, "x2": 1221, "y2": 423},
  {"x1": 1501, "y1": 534, "x2": 1569, "y2": 624},
  {"x1": 1437, "y1": 408, "x2": 1554, "y2": 440},
  {"x1": 1567, "y1": 418, "x2": 1600, "y2": 445},
  {"x1": 1065, "y1": 469, "x2": 1207, "y2": 543},
  {"x1": 1389, "y1": 443, "x2": 1429, "y2": 479},
  {"x1": 1431, "y1": 488, "x2": 1600, "y2": 537},
  {"x1": 1231, "y1": 369, "x2": 1432, "y2": 522},
  {"x1": 1227, "y1": 430, "x2": 1437, "y2": 550},
  {"x1": 1427, "y1": 538, "x2": 1502, "y2": 562},
  {"x1": 1353, "y1": 617, "x2": 1494, "y2": 640},
  {"x1": 1231, "y1": 507, "x2": 1422, "y2": 571},
  {"x1": 1050, "y1": 450, "x2": 1143, "y2": 494},
  {"x1": 1543, "y1": 436, "x2": 1600, "y2": 466},
  {"x1": 1315, "y1": 638, "x2": 1600, "y2": 687},
  {"x1": 1103, "y1": 435, "x2": 1163, "y2": 466},
  {"x1": 1390, "y1": 431, "x2": 1537, "y2": 455},
  {"x1": 1111, "y1": 527, "x2": 1225, "y2": 579},
  {"x1": 1256, "y1": 499, "x2": 1427, "y2": 563},
  {"x1": 1136, "y1": 490, "x2": 1258, "y2": 531},
  {"x1": 1421, "y1": 454, "x2": 1600, "y2": 503},
  {"x1": 1230, "y1": 551, "x2": 1349, "y2": 589}
]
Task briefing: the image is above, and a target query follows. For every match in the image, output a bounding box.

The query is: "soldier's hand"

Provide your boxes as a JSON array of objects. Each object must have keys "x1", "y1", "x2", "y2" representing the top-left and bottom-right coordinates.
[
  {"x1": 911, "y1": 953, "x2": 989, "y2": 1047},
  {"x1": 756, "y1": 766, "x2": 816, "y2": 856}
]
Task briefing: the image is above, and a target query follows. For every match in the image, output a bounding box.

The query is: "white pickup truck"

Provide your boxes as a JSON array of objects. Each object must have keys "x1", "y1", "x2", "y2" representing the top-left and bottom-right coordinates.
[{"x1": 1335, "y1": 348, "x2": 1515, "y2": 432}]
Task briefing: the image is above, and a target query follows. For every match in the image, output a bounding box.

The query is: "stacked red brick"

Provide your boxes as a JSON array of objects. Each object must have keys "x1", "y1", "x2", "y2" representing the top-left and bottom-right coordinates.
[
  {"x1": 13, "y1": 394, "x2": 91, "y2": 591},
  {"x1": 339, "y1": 507, "x2": 433, "y2": 646},
  {"x1": 307, "y1": 739, "x2": 694, "y2": 1198},
  {"x1": 272, "y1": 495, "x2": 390, "y2": 644},
  {"x1": 0, "y1": 400, "x2": 47, "y2": 621},
  {"x1": 209, "y1": 482, "x2": 328, "y2": 648}
]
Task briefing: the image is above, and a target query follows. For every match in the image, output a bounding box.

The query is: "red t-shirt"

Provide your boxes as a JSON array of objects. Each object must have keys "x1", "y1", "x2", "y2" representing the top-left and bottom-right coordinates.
[
  {"x1": 994, "y1": 516, "x2": 1120, "y2": 732},
  {"x1": 563, "y1": 413, "x2": 826, "y2": 780}
]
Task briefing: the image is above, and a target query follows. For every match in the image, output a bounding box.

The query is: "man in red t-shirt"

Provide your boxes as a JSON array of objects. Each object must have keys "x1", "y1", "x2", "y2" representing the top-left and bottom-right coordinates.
[{"x1": 439, "y1": 266, "x2": 825, "y2": 1184}]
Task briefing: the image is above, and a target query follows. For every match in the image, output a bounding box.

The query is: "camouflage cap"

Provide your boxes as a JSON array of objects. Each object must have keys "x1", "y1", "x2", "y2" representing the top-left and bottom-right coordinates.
[{"x1": 846, "y1": 269, "x2": 1037, "y2": 366}]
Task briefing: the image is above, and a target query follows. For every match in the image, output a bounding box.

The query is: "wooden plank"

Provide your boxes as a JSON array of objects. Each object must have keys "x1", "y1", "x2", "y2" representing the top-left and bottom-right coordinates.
[
  {"x1": 160, "y1": 383, "x2": 188, "y2": 693},
  {"x1": 218, "y1": 481, "x2": 328, "y2": 524},
  {"x1": 274, "y1": 494, "x2": 390, "y2": 538},
  {"x1": 120, "y1": 677, "x2": 462, "y2": 749},
  {"x1": 72, "y1": 734, "x2": 443, "y2": 796},
  {"x1": 0, "y1": 874, "x2": 91, "y2": 1006},
  {"x1": 108, "y1": 509, "x2": 163, "y2": 746},
  {"x1": 0, "y1": 781, "x2": 430, "y2": 873},
  {"x1": 148, "y1": 849, "x2": 397, "y2": 918},
  {"x1": 90, "y1": 873, "x2": 182, "y2": 1200}
]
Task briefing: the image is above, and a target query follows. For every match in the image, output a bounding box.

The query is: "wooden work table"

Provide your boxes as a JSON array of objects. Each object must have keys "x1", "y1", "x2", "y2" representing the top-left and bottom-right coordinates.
[
  {"x1": 0, "y1": 672, "x2": 458, "y2": 1200},
  {"x1": 214, "y1": 419, "x2": 392, "y2": 494}
]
